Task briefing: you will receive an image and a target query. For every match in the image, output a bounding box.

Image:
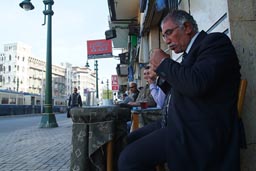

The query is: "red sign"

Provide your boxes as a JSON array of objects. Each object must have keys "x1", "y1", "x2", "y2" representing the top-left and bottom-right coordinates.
[
  {"x1": 87, "y1": 39, "x2": 112, "y2": 59},
  {"x1": 111, "y1": 75, "x2": 119, "y2": 91}
]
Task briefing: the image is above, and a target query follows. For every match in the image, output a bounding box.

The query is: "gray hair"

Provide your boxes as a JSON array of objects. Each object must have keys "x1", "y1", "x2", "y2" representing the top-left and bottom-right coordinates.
[{"x1": 161, "y1": 10, "x2": 198, "y2": 32}]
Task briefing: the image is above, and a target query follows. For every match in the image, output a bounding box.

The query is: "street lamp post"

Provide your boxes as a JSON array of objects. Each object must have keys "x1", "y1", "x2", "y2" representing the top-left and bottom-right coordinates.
[
  {"x1": 85, "y1": 59, "x2": 99, "y2": 105},
  {"x1": 106, "y1": 79, "x2": 109, "y2": 99},
  {"x1": 101, "y1": 78, "x2": 110, "y2": 99},
  {"x1": 17, "y1": 77, "x2": 19, "y2": 92},
  {"x1": 94, "y1": 60, "x2": 99, "y2": 100},
  {"x1": 19, "y1": 0, "x2": 58, "y2": 128}
]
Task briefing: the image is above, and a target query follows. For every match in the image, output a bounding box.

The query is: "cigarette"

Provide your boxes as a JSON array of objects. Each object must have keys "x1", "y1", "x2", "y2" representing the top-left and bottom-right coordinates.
[
  {"x1": 163, "y1": 48, "x2": 181, "y2": 61},
  {"x1": 164, "y1": 48, "x2": 170, "y2": 53}
]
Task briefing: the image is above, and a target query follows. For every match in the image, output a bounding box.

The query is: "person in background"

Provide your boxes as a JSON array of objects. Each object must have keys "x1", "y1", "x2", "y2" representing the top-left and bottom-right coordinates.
[
  {"x1": 67, "y1": 87, "x2": 82, "y2": 117},
  {"x1": 128, "y1": 82, "x2": 140, "y2": 102},
  {"x1": 120, "y1": 93, "x2": 133, "y2": 104},
  {"x1": 145, "y1": 64, "x2": 166, "y2": 108},
  {"x1": 118, "y1": 83, "x2": 139, "y2": 105},
  {"x1": 119, "y1": 10, "x2": 241, "y2": 171},
  {"x1": 121, "y1": 65, "x2": 171, "y2": 143},
  {"x1": 128, "y1": 69, "x2": 156, "y2": 108}
]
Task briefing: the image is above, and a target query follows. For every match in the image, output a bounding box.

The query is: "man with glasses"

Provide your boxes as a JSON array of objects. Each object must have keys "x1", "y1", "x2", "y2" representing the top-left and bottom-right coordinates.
[
  {"x1": 128, "y1": 68, "x2": 157, "y2": 108},
  {"x1": 119, "y1": 10, "x2": 241, "y2": 171},
  {"x1": 128, "y1": 82, "x2": 140, "y2": 102},
  {"x1": 119, "y1": 82, "x2": 139, "y2": 105}
]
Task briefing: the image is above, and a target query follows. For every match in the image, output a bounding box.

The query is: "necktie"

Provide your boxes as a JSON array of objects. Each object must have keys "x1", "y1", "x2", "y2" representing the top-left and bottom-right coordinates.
[
  {"x1": 182, "y1": 52, "x2": 187, "y2": 61},
  {"x1": 161, "y1": 90, "x2": 171, "y2": 128}
]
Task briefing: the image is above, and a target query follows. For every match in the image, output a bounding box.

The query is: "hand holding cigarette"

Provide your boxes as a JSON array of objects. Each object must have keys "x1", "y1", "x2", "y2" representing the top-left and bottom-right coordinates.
[{"x1": 150, "y1": 48, "x2": 170, "y2": 70}]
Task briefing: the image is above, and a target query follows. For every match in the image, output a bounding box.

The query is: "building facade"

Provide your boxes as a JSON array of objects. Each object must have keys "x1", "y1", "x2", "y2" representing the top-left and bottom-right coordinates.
[
  {"x1": 0, "y1": 42, "x2": 96, "y2": 106},
  {"x1": 71, "y1": 66, "x2": 96, "y2": 106}
]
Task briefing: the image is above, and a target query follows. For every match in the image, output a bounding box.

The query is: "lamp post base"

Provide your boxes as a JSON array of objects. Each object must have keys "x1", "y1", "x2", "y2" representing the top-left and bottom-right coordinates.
[{"x1": 39, "y1": 113, "x2": 58, "y2": 128}]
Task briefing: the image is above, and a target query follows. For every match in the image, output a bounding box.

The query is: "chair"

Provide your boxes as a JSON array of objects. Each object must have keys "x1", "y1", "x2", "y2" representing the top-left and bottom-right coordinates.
[
  {"x1": 130, "y1": 110, "x2": 142, "y2": 132},
  {"x1": 237, "y1": 79, "x2": 247, "y2": 117},
  {"x1": 237, "y1": 79, "x2": 247, "y2": 149},
  {"x1": 106, "y1": 141, "x2": 113, "y2": 171}
]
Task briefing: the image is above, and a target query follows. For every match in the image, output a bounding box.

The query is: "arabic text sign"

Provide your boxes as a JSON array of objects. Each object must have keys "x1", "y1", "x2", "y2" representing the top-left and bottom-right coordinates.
[{"x1": 87, "y1": 39, "x2": 112, "y2": 59}]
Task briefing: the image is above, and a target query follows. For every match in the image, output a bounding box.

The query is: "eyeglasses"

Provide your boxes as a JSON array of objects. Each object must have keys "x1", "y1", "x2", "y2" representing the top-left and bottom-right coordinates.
[
  {"x1": 162, "y1": 26, "x2": 179, "y2": 40},
  {"x1": 129, "y1": 86, "x2": 135, "y2": 89},
  {"x1": 145, "y1": 65, "x2": 150, "y2": 69}
]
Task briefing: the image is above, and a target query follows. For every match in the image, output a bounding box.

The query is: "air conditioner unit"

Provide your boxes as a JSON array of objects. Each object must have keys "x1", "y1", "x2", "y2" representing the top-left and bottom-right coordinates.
[
  {"x1": 119, "y1": 52, "x2": 129, "y2": 64},
  {"x1": 116, "y1": 64, "x2": 128, "y2": 76}
]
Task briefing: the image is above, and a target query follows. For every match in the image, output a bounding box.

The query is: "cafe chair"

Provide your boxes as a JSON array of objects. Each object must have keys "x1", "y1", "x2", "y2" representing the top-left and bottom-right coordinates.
[
  {"x1": 237, "y1": 79, "x2": 247, "y2": 149},
  {"x1": 106, "y1": 141, "x2": 113, "y2": 171},
  {"x1": 237, "y1": 79, "x2": 247, "y2": 117}
]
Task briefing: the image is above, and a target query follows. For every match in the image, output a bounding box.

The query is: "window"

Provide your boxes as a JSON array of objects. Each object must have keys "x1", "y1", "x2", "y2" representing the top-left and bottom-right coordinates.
[
  {"x1": 9, "y1": 54, "x2": 11, "y2": 61},
  {"x1": 2, "y1": 97, "x2": 9, "y2": 104},
  {"x1": 9, "y1": 96, "x2": 16, "y2": 104},
  {"x1": 18, "y1": 98, "x2": 23, "y2": 105}
]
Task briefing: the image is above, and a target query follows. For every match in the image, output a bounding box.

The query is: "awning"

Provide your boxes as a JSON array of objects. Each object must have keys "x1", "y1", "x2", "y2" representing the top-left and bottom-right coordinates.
[{"x1": 140, "y1": 0, "x2": 178, "y2": 35}]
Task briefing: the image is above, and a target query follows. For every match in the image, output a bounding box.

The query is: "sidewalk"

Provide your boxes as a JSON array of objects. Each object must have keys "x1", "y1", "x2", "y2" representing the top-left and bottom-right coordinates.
[{"x1": 0, "y1": 116, "x2": 72, "y2": 171}]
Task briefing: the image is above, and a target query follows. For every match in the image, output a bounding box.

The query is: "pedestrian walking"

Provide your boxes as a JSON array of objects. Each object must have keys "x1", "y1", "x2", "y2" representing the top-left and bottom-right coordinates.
[{"x1": 67, "y1": 87, "x2": 82, "y2": 118}]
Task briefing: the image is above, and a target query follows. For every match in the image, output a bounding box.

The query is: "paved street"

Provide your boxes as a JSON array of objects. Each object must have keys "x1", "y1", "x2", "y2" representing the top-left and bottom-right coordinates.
[{"x1": 0, "y1": 113, "x2": 72, "y2": 171}]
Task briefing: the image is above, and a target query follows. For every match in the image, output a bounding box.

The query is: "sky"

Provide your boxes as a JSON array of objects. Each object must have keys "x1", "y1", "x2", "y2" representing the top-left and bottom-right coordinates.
[{"x1": 0, "y1": 0, "x2": 120, "y2": 81}]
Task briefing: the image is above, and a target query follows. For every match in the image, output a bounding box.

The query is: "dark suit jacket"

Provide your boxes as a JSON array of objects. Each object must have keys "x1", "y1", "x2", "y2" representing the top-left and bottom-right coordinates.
[{"x1": 156, "y1": 31, "x2": 241, "y2": 171}]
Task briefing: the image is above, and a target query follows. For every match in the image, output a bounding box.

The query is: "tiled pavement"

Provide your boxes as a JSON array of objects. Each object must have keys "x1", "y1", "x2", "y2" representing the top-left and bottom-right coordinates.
[{"x1": 0, "y1": 117, "x2": 72, "y2": 171}]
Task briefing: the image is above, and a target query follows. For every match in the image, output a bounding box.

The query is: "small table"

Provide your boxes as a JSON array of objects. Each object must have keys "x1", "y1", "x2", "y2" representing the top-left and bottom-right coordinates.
[
  {"x1": 70, "y1": 105, "x2": 130, "y2": 171},
  {"x1": 130, "y1": 107, "x2": 162, "y2": 132}
]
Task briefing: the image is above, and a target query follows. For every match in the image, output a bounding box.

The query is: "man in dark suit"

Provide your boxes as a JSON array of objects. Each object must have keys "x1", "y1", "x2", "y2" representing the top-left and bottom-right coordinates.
[{"x1": 118, "y1": 10, "x2": 241, "y2": 171}]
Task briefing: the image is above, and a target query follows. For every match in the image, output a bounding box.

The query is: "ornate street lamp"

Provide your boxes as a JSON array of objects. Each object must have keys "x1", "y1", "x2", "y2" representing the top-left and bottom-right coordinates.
[
  {"x1": 101, "y1": 78, "x2": 110, "y2": 99},
  {"x1": 85, "y1": 59, "x2": 99, "y2": 105},
  {"x1": 94, "y1": 60, "x2": 99, "y2": 100},
  {"x1": 20, "y1": 0, "x2": 58, "y2": 128},
  {"x1": 85, "y1": 61, "x2": 90, "y2": 68}
]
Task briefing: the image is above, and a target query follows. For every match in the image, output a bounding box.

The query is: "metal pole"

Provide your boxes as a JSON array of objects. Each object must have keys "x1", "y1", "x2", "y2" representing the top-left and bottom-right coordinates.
[
  {"x1": 107, "y1": 79, "x2": 109, "y2": 99},
  {"x1": 17, "y1": 77, "x2": 19, "y2": 92},
  {"x1": 19, "y1": 0, "x2": 57, "y2": 127},
  {"x1": 95, "y1": 60, "x2": 99, "y2": 99},
  {"x1": 39, "y1": 0, "x2": 58, "y2": 128},
  {"x1": 40, "y1": 70, "x2": 44, "y2": 113}
]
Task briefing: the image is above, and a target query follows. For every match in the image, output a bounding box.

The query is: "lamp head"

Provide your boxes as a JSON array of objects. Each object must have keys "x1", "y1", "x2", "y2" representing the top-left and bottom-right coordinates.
[
  {"x1": 19, "y1": 0, "x2": 34, "y2": 11},
  {"x1": 85, "y1": 61, "x2": 90, "y2": 68}
]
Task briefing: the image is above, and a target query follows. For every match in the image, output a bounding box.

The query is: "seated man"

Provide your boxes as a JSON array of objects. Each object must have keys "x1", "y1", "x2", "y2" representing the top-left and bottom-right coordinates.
[
  {"x1": 119, "y1": 93, "x2": 133, "y2": 104},
  {"x1": 128, "y1": 69, "x2": 157, "y2": 108},
  {"x1": 119, "y1": 10, "x2": 241, "y2": 171},
  {"x1": 128, "y1": 82, "x2": 140, "y2": 102},
  {"x1": 118, "y1": 83, "x2": 139, "y2": 105},
  {"x1": 145, "y1": 65, "x2": 166, "y2": 109}
]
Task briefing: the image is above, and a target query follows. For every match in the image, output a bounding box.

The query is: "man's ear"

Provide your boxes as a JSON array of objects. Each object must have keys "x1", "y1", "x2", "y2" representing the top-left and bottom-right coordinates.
[{"x1": 183, "y1": 22, "x2": 193, "y2": 34}]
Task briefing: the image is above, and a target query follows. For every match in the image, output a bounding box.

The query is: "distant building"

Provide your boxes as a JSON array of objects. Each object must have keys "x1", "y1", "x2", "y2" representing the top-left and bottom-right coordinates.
[
  {"x1": 71, "y1": 66, "x2": 96, "y2": 106},
  {"x1": 0, "y1": 42, "x2": 96, "y2": 105}
]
